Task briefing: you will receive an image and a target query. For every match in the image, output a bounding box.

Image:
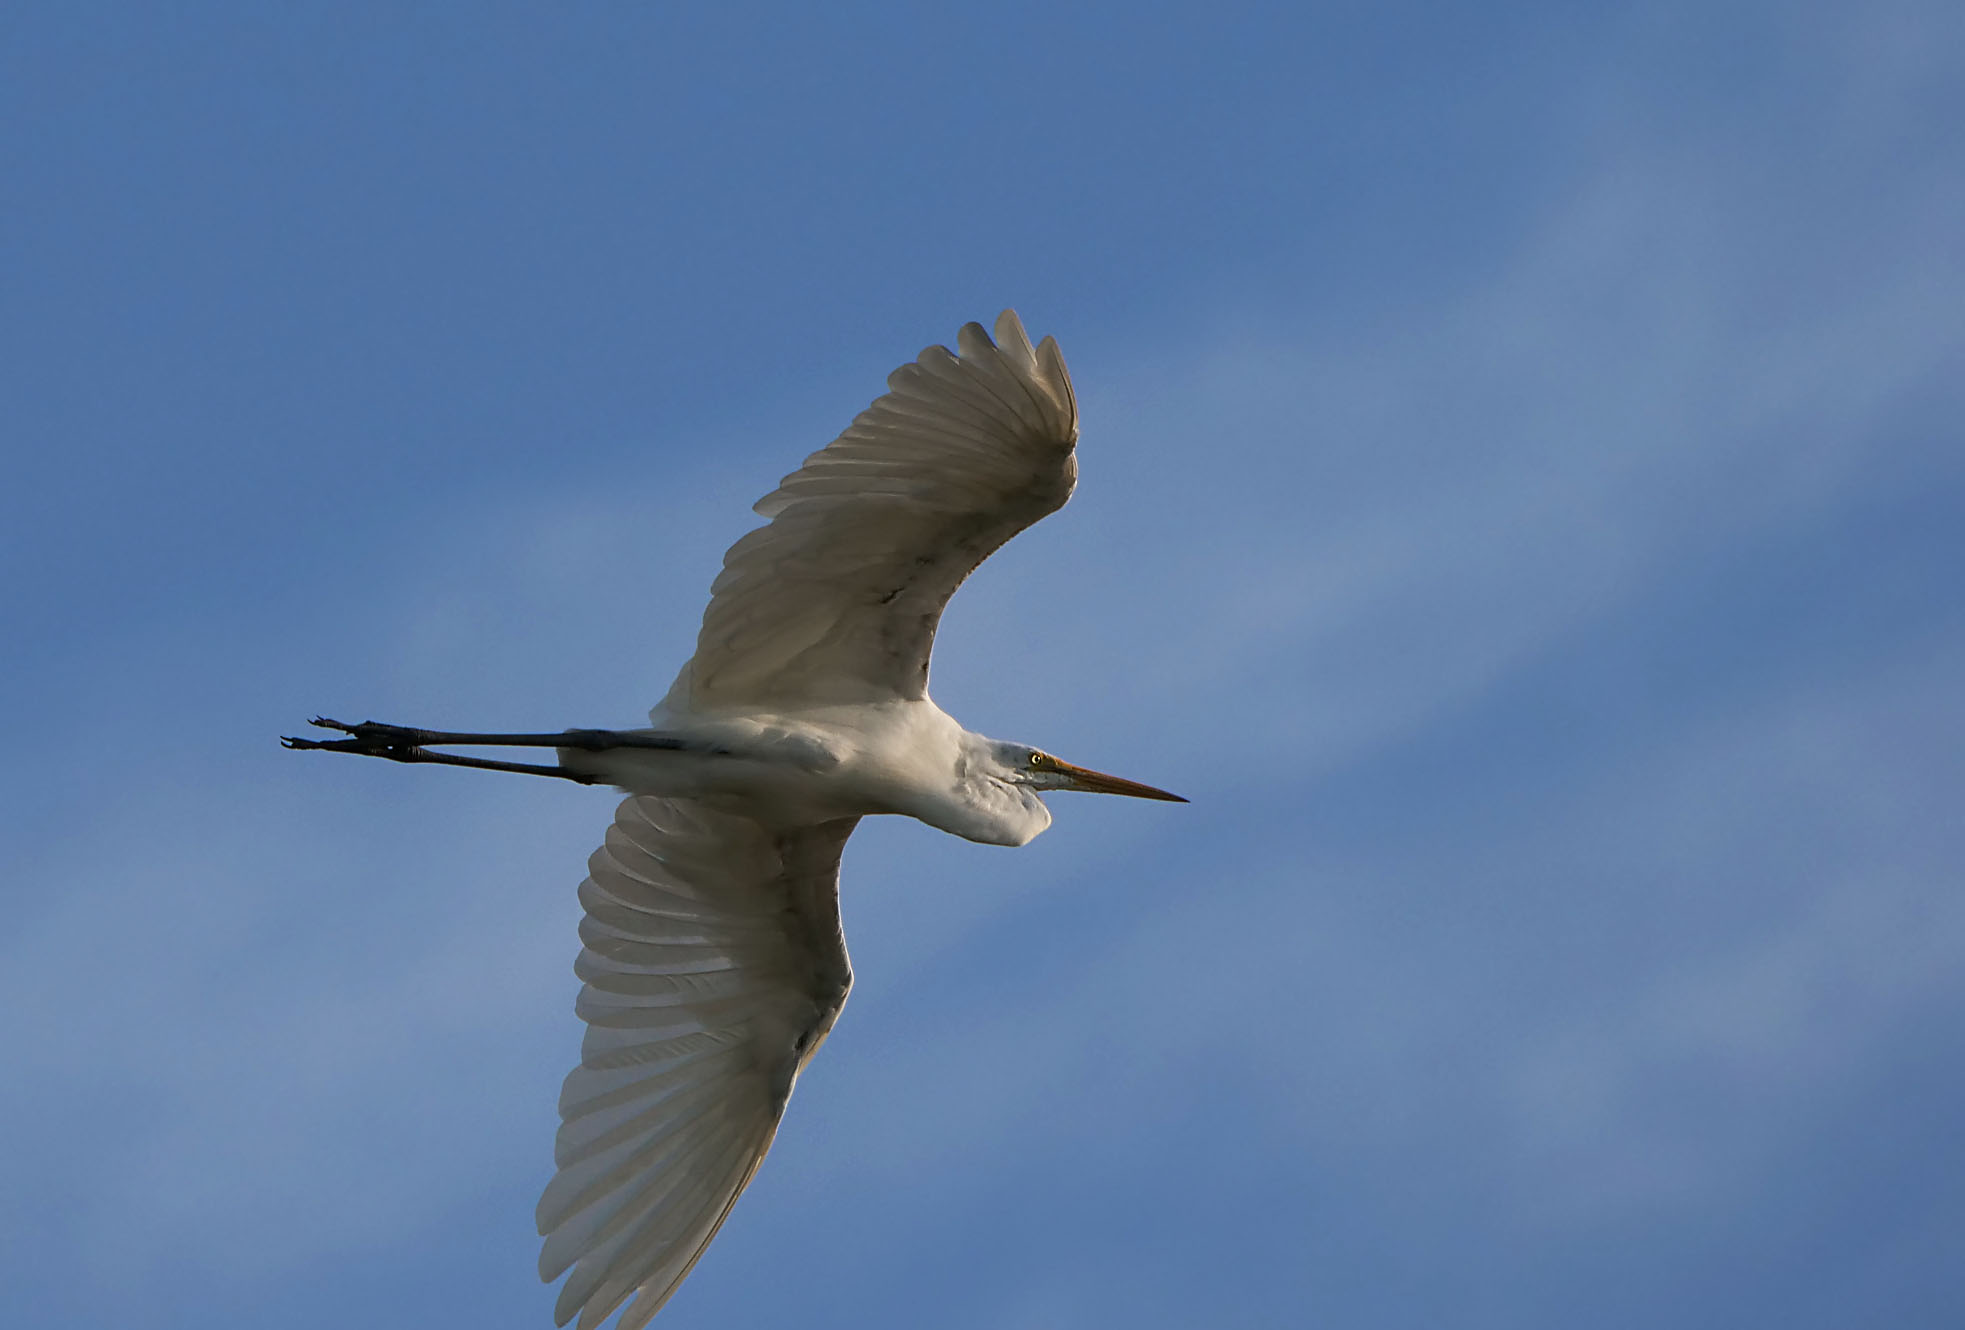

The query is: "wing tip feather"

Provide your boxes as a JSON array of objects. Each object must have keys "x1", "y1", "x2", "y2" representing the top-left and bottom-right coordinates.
[{"x1": 993, "y1": 308, "x2": 1035, "y2": 365}]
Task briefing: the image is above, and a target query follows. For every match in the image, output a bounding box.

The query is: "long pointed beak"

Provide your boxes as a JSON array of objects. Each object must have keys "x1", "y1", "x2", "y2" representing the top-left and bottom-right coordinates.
[{"x1": 1051, "y1": 758, "x2": 1188, "y2": 802}]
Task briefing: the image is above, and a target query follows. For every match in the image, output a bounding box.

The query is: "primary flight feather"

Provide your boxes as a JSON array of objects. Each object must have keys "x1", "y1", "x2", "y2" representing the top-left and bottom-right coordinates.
[{"x1": 286, "y1": 310, "x2": 1183, "y2": 1328}]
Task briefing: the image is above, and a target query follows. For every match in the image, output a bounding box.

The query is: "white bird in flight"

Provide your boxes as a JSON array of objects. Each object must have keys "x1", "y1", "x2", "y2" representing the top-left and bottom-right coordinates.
[{"x1": 286, "y1": 310, "x2": 1184, "y2": 1328}]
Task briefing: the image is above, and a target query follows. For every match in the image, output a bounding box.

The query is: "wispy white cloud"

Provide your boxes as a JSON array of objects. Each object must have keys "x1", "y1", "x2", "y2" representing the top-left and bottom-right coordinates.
[{"x1": 1495, "y1": 650, "x2": 1965, "y2": 1223}]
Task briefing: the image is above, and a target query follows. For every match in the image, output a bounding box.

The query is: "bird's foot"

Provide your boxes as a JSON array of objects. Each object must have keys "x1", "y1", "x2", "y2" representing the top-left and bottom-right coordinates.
[{"x1": 281, "y1": 717, "x2": 428, "y2": 759}]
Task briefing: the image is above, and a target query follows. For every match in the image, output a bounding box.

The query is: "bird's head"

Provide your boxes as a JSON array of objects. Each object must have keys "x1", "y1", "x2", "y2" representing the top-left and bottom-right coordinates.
[
  {"x1": 999, "y1": 743, "x2": 1188, "y2": 803},
  {"x1": 944, "y1": 736, "x2": 1186, "y2": 846}
]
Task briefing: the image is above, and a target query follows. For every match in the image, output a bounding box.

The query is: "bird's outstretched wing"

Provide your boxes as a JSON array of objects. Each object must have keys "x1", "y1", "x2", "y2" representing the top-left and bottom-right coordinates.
[
  {"x1": 666, "y1": 309, "x2": 1078, "y2": 710},
  {"x1": 538, "y1": 795, "x2": 859, "y2": 1330}
]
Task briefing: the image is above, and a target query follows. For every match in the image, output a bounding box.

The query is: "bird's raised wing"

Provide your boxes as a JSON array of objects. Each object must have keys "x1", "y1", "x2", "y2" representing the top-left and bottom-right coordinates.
[
  {"x1": 538, "y1": 795, "x2": 858, "y2": 1330},
  {"x1": 665, "y1": 309, "x2": 1078, "y2": 710}
]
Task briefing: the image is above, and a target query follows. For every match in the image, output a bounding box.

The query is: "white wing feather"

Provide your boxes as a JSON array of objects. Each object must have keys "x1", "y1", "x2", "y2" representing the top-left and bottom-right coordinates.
[
  {"x1": 539, "y1": 796, "x2": 858, "y2": 1330},
  {"x1": 667, "y1": 309, "x2": 1078, "y2": 710}
]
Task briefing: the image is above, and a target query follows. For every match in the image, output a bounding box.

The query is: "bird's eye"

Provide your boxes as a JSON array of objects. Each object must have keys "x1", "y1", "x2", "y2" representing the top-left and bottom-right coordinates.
[{"x1": 1028, "y1": 751, "x2": 1046, "y2": 769}]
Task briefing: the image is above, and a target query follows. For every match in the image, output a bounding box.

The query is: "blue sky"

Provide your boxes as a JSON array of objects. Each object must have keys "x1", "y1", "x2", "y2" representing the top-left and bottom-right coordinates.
[{"x1": 4, "y1": 2, "x2": 1962, "y2": 1326}]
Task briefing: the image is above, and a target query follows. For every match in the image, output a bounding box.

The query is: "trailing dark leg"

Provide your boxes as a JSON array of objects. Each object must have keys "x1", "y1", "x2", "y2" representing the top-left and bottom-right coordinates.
[{"x1": 280, "y1": 717, "x2": 693, "y2": 784}]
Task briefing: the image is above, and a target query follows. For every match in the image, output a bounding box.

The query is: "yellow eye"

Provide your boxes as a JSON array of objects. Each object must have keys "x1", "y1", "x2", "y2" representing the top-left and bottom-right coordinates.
[{"x1": 1028, "y1": 751, "x2": 1047, "y2": 769}]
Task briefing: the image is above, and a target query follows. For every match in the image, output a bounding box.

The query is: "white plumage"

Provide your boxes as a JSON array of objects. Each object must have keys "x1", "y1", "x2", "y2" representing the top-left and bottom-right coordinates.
[
  {"x1": 540, "y1": 801, "x2": 855, "y2": 1328},
  {"x1": 287, "y1": 311, "x2": 1182, "y2": 1328},
  {"x1": 671, "y1": 311, "x2": 1076, "y2": 708}
]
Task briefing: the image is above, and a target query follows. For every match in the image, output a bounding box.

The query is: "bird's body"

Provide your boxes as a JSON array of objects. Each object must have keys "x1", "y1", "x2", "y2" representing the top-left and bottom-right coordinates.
[
  {"x1": 288, "y1": 311, "x2": 1181, "y2": 1329},
  {"x1": 563, "y1": 700, "x2": 1053, "y2": 846}
]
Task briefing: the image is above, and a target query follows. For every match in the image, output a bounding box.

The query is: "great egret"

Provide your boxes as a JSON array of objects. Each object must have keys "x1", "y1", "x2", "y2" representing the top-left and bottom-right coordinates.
[{"x1": 286, "y1": 310, "x2": 1184, "y2": 1328}]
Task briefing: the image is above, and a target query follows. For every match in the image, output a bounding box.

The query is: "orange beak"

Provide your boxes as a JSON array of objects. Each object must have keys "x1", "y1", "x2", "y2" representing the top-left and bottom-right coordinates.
[{"x1": 1049, "y1": 757, "x2": 1188, "y2": 802}]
